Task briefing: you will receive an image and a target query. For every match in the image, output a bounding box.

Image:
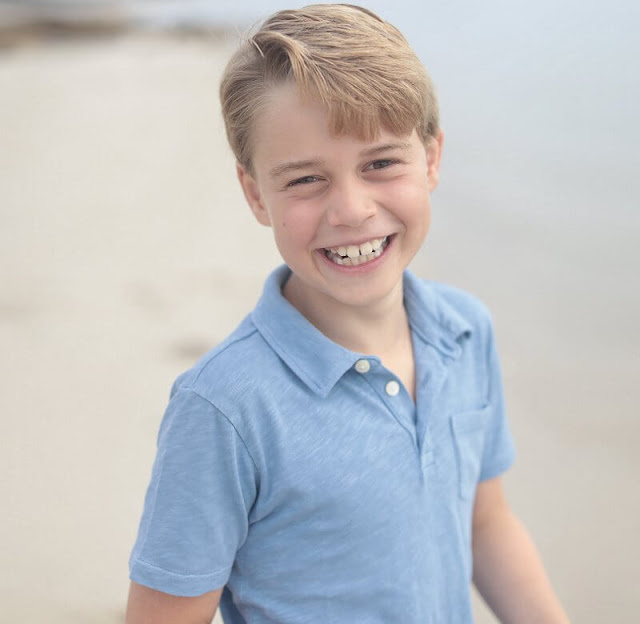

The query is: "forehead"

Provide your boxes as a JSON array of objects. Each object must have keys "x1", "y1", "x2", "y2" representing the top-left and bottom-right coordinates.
[
  {"x1": 250, "y1": 84, "x2": 417, "y2": 173},
  {"x1": 254, "y1": 84, "x2": 334, "y2": 142}
]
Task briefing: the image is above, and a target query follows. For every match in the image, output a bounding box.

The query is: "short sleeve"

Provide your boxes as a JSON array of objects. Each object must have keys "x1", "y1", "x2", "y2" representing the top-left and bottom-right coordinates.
[
  {"x1": 129, "y1": 387, "x2": 258, "y2": 596},
  {"x1": 478, "y1": 318, "x2": 516, "y2": 482}
]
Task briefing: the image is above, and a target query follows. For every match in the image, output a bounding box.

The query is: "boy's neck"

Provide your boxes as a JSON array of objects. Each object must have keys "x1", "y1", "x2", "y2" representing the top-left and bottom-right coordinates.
[{"x1": 282, "y1": 273, "x2": 410, "y2": 357}]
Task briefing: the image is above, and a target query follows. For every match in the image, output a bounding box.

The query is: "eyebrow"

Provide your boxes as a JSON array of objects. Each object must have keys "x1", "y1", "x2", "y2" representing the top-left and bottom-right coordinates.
[
  {"x1": 269, "y1": 159, "x2": 323, "y2": 180},
  {"x1": 360, "y1": 141, "x2": 413, "y2": 157},
  {"x1": 268, "y1": 141, "x2": 413, "y2": 179}
]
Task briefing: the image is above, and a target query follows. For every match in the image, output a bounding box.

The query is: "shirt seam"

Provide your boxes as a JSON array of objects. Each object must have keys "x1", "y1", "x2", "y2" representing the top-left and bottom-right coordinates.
[
  {"x1": 181, "y1": 386, "x2": 260, "y2": 475},
  {"x1": 135, "y1": 386, "x2": 259, "y2": 561},
  {"x1": 190, "y1": 323, "x2": 259, "y2": 388},
  {"x1": 134, "y1": 556, "x2": 232, "y2": 579}
]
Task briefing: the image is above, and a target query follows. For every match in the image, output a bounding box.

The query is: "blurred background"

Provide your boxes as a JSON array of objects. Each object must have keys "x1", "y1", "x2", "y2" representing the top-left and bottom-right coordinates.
[{"x1": 1, "y1": 1, "x2": 638, "y2": 622}]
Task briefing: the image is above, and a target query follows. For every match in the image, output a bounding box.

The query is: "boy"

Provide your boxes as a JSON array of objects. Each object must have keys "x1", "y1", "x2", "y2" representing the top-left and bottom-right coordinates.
[{"x1": 126, "y1": 5, "x2": 569, "y2": 623}]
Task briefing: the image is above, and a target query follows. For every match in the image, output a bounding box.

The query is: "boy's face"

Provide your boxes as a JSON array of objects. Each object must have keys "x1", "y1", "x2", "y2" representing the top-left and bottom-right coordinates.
[{"x1": 237, "y1": 84, "x2": 443, "y2": 313}]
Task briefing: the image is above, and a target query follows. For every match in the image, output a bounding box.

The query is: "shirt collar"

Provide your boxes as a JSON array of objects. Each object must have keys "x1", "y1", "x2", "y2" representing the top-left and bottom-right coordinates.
[
  {"x1": 402, "y1": 270, "x2": 473, "y2": 359},
  {"x1": 252, "y1": 265, "x2": 362, "y2": 398},
  {"x1": 251, "y1": 265, "x2": 472, "y2": 397}
]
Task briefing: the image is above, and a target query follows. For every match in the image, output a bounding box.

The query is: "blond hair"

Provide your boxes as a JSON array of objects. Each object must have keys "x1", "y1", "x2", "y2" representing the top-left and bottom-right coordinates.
[{"x1": 220, "y1": 3, "x2": 439, "y2": 172}]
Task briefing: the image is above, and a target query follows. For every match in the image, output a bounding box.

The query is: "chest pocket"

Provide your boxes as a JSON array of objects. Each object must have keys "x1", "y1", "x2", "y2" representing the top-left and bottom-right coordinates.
[{"x1": 450, "y1": 406, "x2": 491, "y2": 500}]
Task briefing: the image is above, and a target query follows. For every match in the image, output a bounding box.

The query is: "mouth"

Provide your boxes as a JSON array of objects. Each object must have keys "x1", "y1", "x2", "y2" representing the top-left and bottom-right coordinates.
[{"x1": 323, "y1": 236, "x2": 391, "y2": 266}]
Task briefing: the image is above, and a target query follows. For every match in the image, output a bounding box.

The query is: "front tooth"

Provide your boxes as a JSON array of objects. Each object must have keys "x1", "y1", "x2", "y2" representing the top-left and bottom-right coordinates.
[
  {"x1": 371, "y1": 239, "x2": 382, "y2": 251},
  {"x1": 346, "y1": 245, "x2": 359, "y2": 258},
  {"x1": 337, "y1": 246, "x2": 347, "y2": 257},
  {"x1": 360, "y1": 241, "x2": 373, "y2": 255}
]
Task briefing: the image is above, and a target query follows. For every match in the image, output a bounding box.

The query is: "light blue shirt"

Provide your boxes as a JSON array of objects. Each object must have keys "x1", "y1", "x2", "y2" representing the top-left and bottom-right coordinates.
[{"x1": 129, "y1": 265, "x2": 515, "y2": 623}]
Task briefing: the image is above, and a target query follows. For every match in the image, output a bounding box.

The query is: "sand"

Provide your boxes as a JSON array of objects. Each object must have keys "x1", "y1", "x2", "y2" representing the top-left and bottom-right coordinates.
[{"x1": 1, "y1": 32, "x2": 638, "y2": 623}]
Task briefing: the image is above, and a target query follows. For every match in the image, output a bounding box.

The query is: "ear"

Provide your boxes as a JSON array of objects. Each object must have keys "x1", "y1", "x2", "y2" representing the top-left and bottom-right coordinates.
[
  {"x1": 425, "y1": 130, "x2": 444, "y2": 192},
  {"x1": 236, "y1": 162, "x2": 272, "y2": 227}
]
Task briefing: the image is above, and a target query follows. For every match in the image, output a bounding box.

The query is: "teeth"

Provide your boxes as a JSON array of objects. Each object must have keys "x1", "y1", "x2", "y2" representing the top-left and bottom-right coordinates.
[
  {"x1": 324, "y1": 236, "x2": 390, "y2": 266},
  {"x1": 359, "y1": 241, "x2": 373, "y2": 255},
  {"x1": 328, "y1": 237, "x2": 387, "y2": 258}
]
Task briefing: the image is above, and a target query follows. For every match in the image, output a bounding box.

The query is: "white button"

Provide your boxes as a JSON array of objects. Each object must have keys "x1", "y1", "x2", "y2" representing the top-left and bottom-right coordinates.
[
  {"x1": 385, "y1": 380, "x2": 400, "y2": 396},
  {"x1": 354, "y1": 359, "x2": 370, "y2": 374}
]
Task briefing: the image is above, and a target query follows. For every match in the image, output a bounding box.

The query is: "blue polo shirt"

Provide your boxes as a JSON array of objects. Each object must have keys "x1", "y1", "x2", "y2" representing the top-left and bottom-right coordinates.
[{"x1": 129, "y1": 265, "x2": 515, "y2": 623}]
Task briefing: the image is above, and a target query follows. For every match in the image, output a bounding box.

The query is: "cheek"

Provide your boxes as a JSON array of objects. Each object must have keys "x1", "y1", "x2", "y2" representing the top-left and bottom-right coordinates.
[
  {"x1": 272, "y1": 219, "x2": 307, "y2": 261},
  {"x1": 396, "y1": 190, "x2": 432, "y2": 242},
  {"x1": 277, "y1": 208, "x2": 321, "y2": 243},
  {"x1": 391, "y1": 183, "x2": 431, "y2": 218}
]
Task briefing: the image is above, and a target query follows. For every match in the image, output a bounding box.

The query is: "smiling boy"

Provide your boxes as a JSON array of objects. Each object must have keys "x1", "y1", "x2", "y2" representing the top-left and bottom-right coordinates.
[{"x1": 126, "y1": 5, "x2": 569, "y2": 623}]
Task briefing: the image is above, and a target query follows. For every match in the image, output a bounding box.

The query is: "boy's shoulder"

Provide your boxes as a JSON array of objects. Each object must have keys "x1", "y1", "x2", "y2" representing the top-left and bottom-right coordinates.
[{"x1": 171, "y1": 313, "x2": 273, "y2": 402}]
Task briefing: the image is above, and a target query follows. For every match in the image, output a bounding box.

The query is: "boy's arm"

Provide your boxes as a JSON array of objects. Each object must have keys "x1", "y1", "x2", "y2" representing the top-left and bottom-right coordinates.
[
  {"x1": 125, "y1": 581, "x2": 222, "y2": 624},
  {"x1": 472, "y1": 476, "x2": 570, "y2": 624}
]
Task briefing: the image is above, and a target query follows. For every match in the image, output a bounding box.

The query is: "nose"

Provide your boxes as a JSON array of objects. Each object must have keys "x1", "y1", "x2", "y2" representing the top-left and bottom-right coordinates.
[{"x1": 325, "y1": 178, "x2": 376, "y2": 228}]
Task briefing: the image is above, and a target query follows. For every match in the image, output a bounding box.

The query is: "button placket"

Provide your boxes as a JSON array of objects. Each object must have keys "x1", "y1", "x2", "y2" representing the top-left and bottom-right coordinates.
[{"x1": 353, "y1": 361, "x2": 417, "y2": 445}]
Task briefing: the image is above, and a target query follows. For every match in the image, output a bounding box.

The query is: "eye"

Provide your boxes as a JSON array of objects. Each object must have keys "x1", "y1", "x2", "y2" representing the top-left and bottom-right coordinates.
[
  {"x1": 366, "y1": 158, "x2": 399, "y2": 171},
  {"x1": 287, "y1": 175, "x2": 320, "y2": 187}
]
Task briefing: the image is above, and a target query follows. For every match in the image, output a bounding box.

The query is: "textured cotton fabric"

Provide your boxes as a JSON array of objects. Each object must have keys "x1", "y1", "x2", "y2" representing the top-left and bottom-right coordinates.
[{"x1": 129, "y1": 265, "x2": 515, "y2": 623}]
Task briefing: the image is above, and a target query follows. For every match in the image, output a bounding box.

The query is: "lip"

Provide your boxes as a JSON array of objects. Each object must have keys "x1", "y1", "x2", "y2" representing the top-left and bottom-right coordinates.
[{"x1": 316, "y1": 234, "x2": 394, "y2": 272}]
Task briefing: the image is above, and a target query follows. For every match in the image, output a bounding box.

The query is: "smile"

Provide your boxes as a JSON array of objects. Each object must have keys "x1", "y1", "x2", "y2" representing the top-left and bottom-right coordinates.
[{"x1": 323, "y1": 236, "x2": 390, "y2": 266}]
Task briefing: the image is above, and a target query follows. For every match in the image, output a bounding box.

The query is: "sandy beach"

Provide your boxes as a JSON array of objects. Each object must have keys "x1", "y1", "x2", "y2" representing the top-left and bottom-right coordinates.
[{"x1": 1, "y1": 27, "x2": 638, "y2": 623}]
